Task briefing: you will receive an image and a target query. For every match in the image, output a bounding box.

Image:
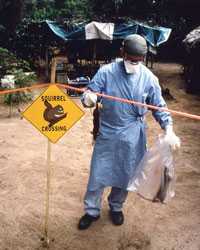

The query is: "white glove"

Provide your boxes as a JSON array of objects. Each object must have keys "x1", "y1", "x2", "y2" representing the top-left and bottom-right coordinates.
[
  {"x1": 82, "y1": 90, "x2": 97, "y2": 107},
  {"x1": 164, "y1": 125, "x2": 181, "y2": 151}
]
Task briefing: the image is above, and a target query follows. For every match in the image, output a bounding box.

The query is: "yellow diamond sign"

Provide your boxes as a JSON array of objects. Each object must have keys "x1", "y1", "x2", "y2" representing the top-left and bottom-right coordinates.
[{"x1": 23, "y1": 84, "x2": 85, "y2": 143}]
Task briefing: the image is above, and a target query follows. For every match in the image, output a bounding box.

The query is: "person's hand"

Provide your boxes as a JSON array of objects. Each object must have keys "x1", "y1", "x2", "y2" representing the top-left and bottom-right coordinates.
[
  {"x1": 82, "y1": 90, "x2": 97, "y2": 107},
  {"x1": 164, "y1": 125, "x2": 181, "y2": 151}
]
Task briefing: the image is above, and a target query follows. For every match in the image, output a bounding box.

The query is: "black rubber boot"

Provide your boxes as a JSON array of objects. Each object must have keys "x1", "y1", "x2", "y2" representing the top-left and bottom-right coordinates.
[
  {"x1": 78, "y1": 214, "x2": 100, "y2": 230},
  {"x1": 109, "y1": 211, "x2": 124, "y2": 226}
]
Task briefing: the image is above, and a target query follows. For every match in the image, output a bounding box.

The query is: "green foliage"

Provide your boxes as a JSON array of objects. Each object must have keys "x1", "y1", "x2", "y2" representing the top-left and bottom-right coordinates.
[
  {"x1": 1, "y1": 0, "x2": 200, "y2": 27},
  {"x1": 4, "y1": 92, "x2": 33, "y2": 105},
  {"x1": 0, "y1": 0, "x2": 199, "y2": 65},
  {"x1": 0, "y1": 47, "x2": 31, "y2": 77},
  {"x1": 59, "y1": 0, "x2": 91, "y2": 19},
  {"x1": 23, "y1": 0, "x2": 91, "y2": 21},
  {"x1": 9, "y1": 69, "x2": 37, "y2": 88},
  {"x1": 0, "y1": 47, "x2": 37, "y2": 104},
  {"x1": 30, "y1": 3, "x2": 59, "y2": 20},
  {"x1": 3, "y1": 70, "x2": 37, "y2": 104}
]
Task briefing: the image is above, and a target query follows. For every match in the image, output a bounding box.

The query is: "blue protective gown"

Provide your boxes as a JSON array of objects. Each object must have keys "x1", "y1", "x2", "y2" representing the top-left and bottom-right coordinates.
[{"x1": 86, "y1": 60, "x2": 172, "y2": 191}]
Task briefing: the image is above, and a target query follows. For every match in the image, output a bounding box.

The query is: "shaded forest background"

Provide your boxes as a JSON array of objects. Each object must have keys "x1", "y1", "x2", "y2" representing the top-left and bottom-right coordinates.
[{"x1": 0, "y1": 0, "x2": 200, "y2": 63}]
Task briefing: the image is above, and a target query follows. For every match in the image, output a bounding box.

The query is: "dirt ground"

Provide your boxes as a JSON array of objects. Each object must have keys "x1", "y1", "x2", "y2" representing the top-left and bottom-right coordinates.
[{"x1": 0, "y1": 63, "x2": 199, "y2": 250}]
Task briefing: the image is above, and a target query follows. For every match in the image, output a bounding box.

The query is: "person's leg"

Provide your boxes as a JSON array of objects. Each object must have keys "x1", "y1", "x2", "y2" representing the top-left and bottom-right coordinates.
[
  {"x1": 108, "y1": 187, "x2": 128, "y2": 212},
  {"x1": 107, "y1": 187, "x2": 128, "y2": 225},
  {"x1": 84, "y1": 187, "x2": 104, "y2": 217},
  {"x1": 78, "y1": 187, "x2": 104, "y2": 230}
]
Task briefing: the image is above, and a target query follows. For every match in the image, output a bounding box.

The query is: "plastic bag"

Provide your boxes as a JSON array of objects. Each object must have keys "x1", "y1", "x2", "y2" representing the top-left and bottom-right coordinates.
[{"x1": 127, "y1": 135, "x2": 175, "y2": 203}]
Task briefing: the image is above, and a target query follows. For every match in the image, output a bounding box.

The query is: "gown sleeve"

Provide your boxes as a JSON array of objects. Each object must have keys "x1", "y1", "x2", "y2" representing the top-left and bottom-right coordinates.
[
  {"x1": 146, "y1": 76, "x2": 173, "y2": 129},
  {"x1": 87, "y1": 67, "x2": 106, "y2": 93}
]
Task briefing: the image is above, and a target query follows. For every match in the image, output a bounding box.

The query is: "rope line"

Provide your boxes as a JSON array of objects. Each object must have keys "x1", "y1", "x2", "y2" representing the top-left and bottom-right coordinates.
[
  {"x1": 0, "y1": 83, "x2": 200, "y2": 121},
  {"x1": 58, "y1": 83, "x2": 200, "y2": 121},
  {"x1": 0, "y1": 83, "x2": 50, "y2": 95}
]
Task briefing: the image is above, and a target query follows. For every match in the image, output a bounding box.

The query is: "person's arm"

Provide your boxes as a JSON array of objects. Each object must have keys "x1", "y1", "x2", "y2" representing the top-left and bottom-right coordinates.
[
  {"x1": 81, "y1": 67, "x2": 105, "y2": 108},
  {"x1": 147, "y1": 77, "x2": 181, "y2": 150}
]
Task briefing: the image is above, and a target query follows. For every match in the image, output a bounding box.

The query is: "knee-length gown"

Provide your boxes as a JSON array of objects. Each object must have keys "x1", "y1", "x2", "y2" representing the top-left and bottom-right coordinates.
[{"x1": 85, "y1": 61, "x2": 172, "y2": 191}]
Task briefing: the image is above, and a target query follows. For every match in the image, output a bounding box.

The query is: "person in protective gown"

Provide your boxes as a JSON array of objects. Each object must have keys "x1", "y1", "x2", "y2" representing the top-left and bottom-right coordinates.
[{"x1": 78, "y1": 34, "x2": 181, "y2": 230}]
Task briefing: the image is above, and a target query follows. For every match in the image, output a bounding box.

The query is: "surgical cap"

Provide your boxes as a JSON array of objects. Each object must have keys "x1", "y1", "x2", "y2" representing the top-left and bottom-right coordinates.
[{"x1": 123, "y1": 34, "x2": 147, "y2": 56}]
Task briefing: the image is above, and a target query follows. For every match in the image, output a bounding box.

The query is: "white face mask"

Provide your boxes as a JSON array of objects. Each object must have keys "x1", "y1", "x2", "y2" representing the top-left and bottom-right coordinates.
[{"x1": 124, "y1": 60, "x2": 140, "y2": 74}]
